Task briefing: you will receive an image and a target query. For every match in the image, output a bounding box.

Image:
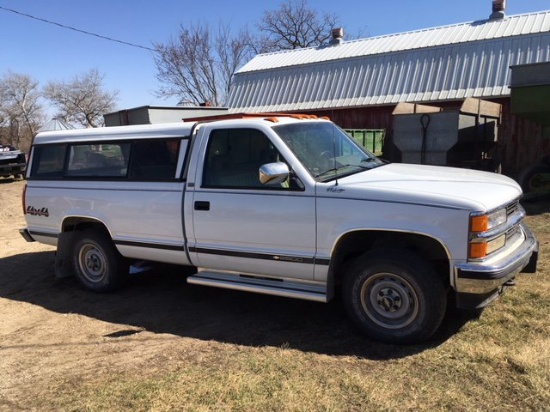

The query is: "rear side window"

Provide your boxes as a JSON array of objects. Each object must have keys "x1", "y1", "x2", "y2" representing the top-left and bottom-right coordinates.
[
  {"x1": 67, "y1": 143, "x2": 130, "y2": 177},
  {"x1": 30, "y1": 145, "x2": 67, "y2": 178}
]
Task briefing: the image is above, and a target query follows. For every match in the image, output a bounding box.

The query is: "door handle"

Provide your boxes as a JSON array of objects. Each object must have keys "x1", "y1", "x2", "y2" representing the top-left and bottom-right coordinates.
[{"x1": 194, "y1": 201, "x2": 210, "y2": 211}]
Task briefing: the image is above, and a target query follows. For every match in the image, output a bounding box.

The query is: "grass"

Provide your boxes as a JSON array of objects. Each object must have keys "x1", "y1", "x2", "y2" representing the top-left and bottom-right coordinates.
[
  {"x1": 9, "y1": 198, "x2": 550, "y2": 412},
  {"x1": 44, "y1": 328, "x2": 550, "y2": 411}
]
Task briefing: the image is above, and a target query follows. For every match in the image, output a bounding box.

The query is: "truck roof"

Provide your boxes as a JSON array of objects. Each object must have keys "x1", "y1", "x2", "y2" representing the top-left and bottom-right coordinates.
[
  {"x1": 33, "y1": 115, "x2": 331, "y2": 145},
  {"x1": 33, "y1": 122, "x2": 196, "y2": 145}
]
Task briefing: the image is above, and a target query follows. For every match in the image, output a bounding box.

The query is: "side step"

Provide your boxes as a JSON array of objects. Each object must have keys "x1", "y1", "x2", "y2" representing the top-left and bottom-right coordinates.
[{"x1": 187, "y1": 271, "x2": 328, "y2": 303}]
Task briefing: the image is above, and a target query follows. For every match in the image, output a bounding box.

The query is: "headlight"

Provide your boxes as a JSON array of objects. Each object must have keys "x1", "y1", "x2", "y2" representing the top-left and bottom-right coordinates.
[
  {"x1": 469, "y1": 234, "x2": 507, "y2": 259},
  {"x1": 470, "y1": 208, "x2": 507, "y2": 232}
]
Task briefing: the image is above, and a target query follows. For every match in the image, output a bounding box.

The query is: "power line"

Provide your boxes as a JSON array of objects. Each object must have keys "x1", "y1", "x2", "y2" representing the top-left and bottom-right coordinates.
[{"x1": 0, "y1": 5, "x2": 156, "y2": 52}]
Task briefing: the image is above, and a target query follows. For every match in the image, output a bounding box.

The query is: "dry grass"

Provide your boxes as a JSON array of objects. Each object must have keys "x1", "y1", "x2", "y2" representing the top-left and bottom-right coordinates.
[{"x1": 41, "y1": 320, "x2": 550, "y2": 412}]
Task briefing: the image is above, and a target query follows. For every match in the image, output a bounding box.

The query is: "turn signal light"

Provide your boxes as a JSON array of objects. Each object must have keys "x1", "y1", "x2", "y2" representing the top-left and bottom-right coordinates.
[{"x1": 469, "y1": 243, "x2": 488, "y2": 259}]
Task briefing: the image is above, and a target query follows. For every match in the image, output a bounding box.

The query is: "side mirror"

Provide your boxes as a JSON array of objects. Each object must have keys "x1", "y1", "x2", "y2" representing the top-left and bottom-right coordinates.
[{"x1": 259, "y1": 162, "x2": 290, "y2": 185}]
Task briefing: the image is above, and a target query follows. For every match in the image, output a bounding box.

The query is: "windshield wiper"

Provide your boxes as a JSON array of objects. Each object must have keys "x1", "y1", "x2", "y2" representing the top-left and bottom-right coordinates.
[
  {"x1": 361, "y1": 157, "x2": 389, "y2": 167},
  {"x1": 315, "y1": 164, "x2": 369, "y2": 181},
  {"x1": 315, "y1": 167, "x2": 340, "y2": 180}
]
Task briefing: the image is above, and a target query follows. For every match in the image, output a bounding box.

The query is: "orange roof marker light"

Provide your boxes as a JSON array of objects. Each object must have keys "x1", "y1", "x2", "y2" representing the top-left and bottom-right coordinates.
[
  {"x1": 182, "y1": 112, "x2": 330, "y2": 122},
  {"x1": 289, "y1": 114, "x2": 318, "y2": 120}
]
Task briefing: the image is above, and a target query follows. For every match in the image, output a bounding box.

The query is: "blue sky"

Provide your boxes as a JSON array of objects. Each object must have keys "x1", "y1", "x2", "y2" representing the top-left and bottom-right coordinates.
[{"x1": 1, "y1": 0, "x2": 549, "y2": 116}]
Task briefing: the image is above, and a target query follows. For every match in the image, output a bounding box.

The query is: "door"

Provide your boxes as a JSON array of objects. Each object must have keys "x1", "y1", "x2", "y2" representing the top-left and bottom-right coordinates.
[{"x1": 188, "y1": 126, "x2": 316, "y2": 280}]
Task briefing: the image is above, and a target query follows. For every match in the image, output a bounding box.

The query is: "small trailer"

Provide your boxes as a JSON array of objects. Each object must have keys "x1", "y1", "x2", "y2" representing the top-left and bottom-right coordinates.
[{"x1": 392, "y1": 98, "x2": 502, "y2": 172}]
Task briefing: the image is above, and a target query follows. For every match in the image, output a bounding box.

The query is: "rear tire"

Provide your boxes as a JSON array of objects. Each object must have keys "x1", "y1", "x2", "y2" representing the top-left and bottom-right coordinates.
[
  {"x1": 343, "y1": 249, "x2": 446, "y2": 344},
  {"x1": 72, "y1": 229, "x2": 128, "y2": 292}
]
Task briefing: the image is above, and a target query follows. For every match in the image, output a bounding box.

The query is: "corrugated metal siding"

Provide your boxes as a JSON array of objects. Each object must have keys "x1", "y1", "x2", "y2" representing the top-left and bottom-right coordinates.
[
  {"x1": 229, "y1": 33, "x2": 550, "y2": 112},
  {"x1": 228, "y1": 11, "x2": 550, "y2": 113}
]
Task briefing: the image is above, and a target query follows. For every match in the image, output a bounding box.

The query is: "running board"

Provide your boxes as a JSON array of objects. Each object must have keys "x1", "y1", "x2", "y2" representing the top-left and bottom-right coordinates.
[{"x1": 187, "y1": 271, "x2": 328, "y2": 303}]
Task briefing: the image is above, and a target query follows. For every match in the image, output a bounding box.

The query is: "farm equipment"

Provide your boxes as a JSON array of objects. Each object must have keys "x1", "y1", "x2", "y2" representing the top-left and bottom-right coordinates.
[
  {"x1": 392, "y1": 98, "x2": 502, "y2": 172},
  {"x1": 510, "y1": 61, "x2": 550, "y2": 197}
]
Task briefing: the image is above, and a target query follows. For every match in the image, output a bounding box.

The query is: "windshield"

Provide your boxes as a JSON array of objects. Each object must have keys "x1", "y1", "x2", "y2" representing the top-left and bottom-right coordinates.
[{"x1": 273, "y1": 121, "x2": 385, "y2": 182}]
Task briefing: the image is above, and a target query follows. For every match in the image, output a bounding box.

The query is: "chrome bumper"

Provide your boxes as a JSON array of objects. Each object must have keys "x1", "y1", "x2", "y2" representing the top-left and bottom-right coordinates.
[{"x1": 454, "y1": 223, "x2": 538, "y2": 308}]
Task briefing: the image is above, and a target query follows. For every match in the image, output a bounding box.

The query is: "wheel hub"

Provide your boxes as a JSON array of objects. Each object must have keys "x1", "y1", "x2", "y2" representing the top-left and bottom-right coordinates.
[
  {"x1": 378, "y1": 288, "x2": 402, "y2": 312},
  {"x1": 79, "y1": 244, "x2": 107, "y2": 282},
  {"x1": 360, "y1": 274, "x2": 419, "y2": 329},
  {"x1": 86, "y1": 253, "x2": 102, "y2": 273}
]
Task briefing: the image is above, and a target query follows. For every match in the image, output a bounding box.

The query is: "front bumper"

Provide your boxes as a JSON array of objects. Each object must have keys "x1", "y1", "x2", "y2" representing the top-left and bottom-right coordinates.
[{"x1": 454, "y1": 223, "x2": 538, "y2": 309}]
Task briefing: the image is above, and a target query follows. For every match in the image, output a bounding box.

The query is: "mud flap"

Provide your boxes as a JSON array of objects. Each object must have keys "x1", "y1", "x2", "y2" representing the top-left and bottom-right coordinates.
[
  {"x1": 521, "y1": 242, "x2": 539, "y2": 274},
  {"x1": 55, "y1": 231, "x2": 77, "y2": 279}
]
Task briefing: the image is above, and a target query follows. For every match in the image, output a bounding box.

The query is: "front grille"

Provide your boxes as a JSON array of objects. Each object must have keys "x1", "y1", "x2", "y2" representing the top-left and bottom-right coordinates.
[
  {"x1": 506, "y1": 225, "x2": 522, "y2": 244},
  {"x1": 506, "y1": 200, "x2": 519, "y2": 217}
]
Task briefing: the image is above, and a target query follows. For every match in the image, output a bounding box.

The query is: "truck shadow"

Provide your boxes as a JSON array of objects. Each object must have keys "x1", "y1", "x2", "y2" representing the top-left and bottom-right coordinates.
[
  {"x1": 0, "y1": 177, "x2": 17, "y2": 184},
  {"x1": 0, "y1": 251, "x2": 478, "y2": 360}
]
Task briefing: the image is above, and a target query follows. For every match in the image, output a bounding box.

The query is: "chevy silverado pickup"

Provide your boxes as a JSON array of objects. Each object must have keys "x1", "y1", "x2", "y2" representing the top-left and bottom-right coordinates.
[{"x1": 20, "y1": 115, "x2": 538, "y2": 344}]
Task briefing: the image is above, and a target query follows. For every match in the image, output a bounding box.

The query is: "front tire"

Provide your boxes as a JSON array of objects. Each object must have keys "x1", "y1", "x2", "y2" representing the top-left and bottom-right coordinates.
[
  {"x1": 343, "y1": 249, "x2": 446, "y2": 344},
  {"x1": 72, "y1": 229, "x2": 128, "y2": 292}
]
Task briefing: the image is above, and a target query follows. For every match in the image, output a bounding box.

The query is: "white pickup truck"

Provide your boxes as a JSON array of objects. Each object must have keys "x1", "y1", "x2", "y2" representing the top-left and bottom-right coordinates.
[{"x1": 20, "y1": 115, "x2": 538, "y2": 344}]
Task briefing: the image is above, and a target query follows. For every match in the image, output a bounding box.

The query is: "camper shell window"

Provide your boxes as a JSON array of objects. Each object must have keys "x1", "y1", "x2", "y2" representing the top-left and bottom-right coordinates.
[
  {"x1": 67, "y1": 143, "x2": 130, "y2": 177},
  {"x1": 29, "y1": 138, "x2": 182, "y2": 181}
]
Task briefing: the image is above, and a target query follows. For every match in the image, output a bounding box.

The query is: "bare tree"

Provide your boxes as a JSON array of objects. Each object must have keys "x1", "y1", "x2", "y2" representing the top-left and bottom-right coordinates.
[
  {"x1": 44, "y1": 69, "x2": 118, "y2": 128},
  {"x1": 0, "y1": 71, "x2": 45, "y2": 150},
  {"x1": 258, "y1": 0, "x2": 338, "y2": 51},
  {"x1": 153, "y1": 23, "x2": 255, "y2": 106},
  {"x1": 216, "y1": 25, "x2": 257, "y2": 102}
]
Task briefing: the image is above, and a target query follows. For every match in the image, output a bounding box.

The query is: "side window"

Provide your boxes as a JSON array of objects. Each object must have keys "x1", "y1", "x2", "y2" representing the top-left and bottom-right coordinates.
[
  {"x1": 66, "y1": 143, "x2": 130, "y2": 177},
  {"x1": 30, "y1": 145, "x2": 67, "y2": 178},
  {"x1": 129, "y1": 139, "x2": 180, "y2": 180},
  {"x1": 202, "y1": 128, "x2": 287, "y2": 189}
]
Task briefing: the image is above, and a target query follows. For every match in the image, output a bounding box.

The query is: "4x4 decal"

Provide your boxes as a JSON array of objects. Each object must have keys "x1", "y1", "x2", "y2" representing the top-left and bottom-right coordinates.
[{"x1": 26, "y1": 206, "x2": 49, "y2": 217}]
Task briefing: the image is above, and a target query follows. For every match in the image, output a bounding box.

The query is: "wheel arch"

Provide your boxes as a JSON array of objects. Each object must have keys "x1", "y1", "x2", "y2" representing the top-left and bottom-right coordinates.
[
  {"x1": 61, "y1": 216, "x2": 112, "y2": 237},
  {"x1": 328, "y1": 229, "x2": 451, "y2": 290}
]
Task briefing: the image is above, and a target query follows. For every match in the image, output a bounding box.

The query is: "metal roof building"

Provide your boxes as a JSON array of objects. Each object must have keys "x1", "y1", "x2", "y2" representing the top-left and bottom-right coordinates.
[
  {"x1": 227, "y1": 10, "x2": 550, "y2": 175},
  {"x1": 228, "y1": 11, "x2": 550, "y2": 112}
]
